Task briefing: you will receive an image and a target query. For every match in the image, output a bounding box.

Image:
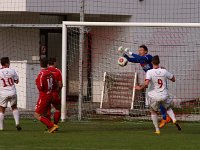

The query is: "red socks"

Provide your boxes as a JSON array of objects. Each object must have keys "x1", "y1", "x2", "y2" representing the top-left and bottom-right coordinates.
[
  {"x1": 46, "y1": 109, "x2": 51, "y2": 121},
  {"x1": 54, "y1": 111, "x2": 61, "y2": 125},
  {"x1": 39, "y1": 116, "x2": 54, "y2": 128}
]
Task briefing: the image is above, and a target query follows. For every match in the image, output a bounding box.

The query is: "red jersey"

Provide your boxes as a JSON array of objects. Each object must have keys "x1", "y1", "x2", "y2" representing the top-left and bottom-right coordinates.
[
  {"x1": 47, "y1": 67, "x2": 62, "y2": 91},
  {"x1": 35, "y1": 68, "x2": 56, "y2": 94}
]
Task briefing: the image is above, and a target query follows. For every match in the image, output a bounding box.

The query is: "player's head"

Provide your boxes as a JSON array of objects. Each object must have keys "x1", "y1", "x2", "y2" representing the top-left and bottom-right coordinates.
[
  {"x1": 1, "y1": 57, "x2": 10, "y2": 67},
  {"x1": 48, "y1": 57, "x2": 57, "y2": 67},
  {"x1": 152, "y1": 55, "x2": 160, "y2": 66},
  {"x1": 138, "y1": 45, "x2": 148, "y2": 56},
  {"x1": 40, "y1": 58, "x2": 48, "y2": 68}
]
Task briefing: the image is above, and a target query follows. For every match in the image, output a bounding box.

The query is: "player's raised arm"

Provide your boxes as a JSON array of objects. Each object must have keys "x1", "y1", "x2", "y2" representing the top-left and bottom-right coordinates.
[
  {"x1": 124, "y1": 52, "x2": 152, "y2": 63},
  {"x1": 119, "y1": 45, "x2": 152, "y2": 64},
  {"x1": 123, "y1": 53, "x2": 139, "y2": 63}
]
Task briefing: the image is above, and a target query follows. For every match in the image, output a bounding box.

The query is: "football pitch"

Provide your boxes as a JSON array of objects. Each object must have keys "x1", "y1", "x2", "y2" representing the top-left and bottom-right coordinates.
[{"x1": 1, "y1": 119, "x2": 200, "y2": 150}]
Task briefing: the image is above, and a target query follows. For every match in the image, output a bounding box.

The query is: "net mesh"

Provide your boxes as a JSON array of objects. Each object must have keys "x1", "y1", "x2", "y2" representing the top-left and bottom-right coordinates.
[
  {"x1": 65, "y1": 26, "x2": 200, "y2": 121},
  {"x1": 0, "y1": 0, "x2": 199, "y2": 122}
]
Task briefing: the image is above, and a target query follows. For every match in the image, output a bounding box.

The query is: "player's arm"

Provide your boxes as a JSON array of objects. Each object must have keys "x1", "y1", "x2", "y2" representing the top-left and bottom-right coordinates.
[
  {"x1": 170, "y1": 76, "x2": 175, "y2": 82},
  {"x1": 13, "y1": 69, "x2": 19, "y2": 84},
  {"x1": 123, "y1": 53, "x2": 139, "y2": 63},
  {"x1": 35, "y1": 73, "x2": 44, "y2": 91},
  {"x1": 56, "y1": 69, "x2": 63, "y2": 92},
  {"x1": 166, "y1": 71, "x2": 175, "y2": 82},
  {"x1": 58, "y1": 71, "x2": 63, "y2": 90},
  {"x1": 135, "y1": 70, "x2": 151, "y2": 90},
  {"x1": 124, "y1": 53, "x2": 152, "y2": 63},
  {"x1": 135, "y1": 79, "x2": 150, "y2": 90},
  {"x1": 131, "y1": 53, "x2": 152, "y2": 62}
]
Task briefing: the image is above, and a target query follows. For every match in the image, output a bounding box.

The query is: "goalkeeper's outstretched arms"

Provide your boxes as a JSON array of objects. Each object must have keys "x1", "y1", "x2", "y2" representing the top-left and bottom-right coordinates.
[
  {"x1": 123, "y1": 52, "x2": 152, "y2": 64},
  {"x1": 118, "y1": 45, "x2": 152, "y2": 64},
  {"x1": 123, "y1": 53, "x2": 139, "y2": 63}
]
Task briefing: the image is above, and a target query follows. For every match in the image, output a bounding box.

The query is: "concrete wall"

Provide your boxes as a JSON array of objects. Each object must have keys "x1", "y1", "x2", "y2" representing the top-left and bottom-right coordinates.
[
  {"x1": 10, "y1": 61, "x2": 40, "y2": 110},
  {"x1": 0, "y1": 28, "x2": 39, "y2": 61}
]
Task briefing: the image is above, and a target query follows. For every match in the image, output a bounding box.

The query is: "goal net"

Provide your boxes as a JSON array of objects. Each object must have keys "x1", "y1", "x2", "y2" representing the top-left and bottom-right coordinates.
[{"x1": 62, "y1": 22, "x2": 200, "y2": 121}]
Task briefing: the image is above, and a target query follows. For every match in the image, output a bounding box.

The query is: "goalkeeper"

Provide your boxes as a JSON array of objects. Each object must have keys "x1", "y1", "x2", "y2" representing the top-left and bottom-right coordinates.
[{"x1": 118, "y1": 45, "x2": 171, "y2": 128}]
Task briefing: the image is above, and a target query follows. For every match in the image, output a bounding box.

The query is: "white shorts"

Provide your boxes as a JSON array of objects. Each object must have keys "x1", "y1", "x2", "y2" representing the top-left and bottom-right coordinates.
[
  {"x1": 0, "y1": 94, "x2": 17, "y2": 108},
  {"x1": 148, "y1": 91, "x2": 172, "y2": 111}
]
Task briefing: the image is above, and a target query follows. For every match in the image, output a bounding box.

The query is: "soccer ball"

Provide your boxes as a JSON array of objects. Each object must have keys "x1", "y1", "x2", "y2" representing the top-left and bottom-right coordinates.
[{"x1": 118, "y1": 57, "x2": 128, "y2": 67}]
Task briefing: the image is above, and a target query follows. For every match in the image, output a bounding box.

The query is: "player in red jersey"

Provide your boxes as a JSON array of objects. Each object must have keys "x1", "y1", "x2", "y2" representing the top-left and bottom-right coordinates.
[
  {"x1": 47, "y1": 58, "x2": 63, "y2": 125},
  {"x1": 34, "y1": 58, "x2": 58, "y2": 133}
]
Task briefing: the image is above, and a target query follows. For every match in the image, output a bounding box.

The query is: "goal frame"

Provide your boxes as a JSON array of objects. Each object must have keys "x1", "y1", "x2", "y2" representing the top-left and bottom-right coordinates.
[{"x1": 61, "y1": 21, "x2": 200, "y2": 121}]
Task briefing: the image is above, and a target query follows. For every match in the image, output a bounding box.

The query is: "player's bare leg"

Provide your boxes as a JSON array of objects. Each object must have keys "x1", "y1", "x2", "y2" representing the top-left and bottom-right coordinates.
[
  {"x1": 11, "y1": 105, "x2": 21, "y2": 131},
  {"x1": 166, "y1": 108, "x2": 181, "y2": 131},
  {"x1": 0, "y1": 106, "x2": 5, "y2": 131},
  {"x1": 150, "y1": 110, "x2": 160, "y2": 135}
]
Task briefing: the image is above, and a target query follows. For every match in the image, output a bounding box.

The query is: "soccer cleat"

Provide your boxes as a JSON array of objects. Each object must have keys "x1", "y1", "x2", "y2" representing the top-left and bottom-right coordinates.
[
  {"x1": 154, "y1": 130, "x2": 160, "y2": 135},
  {"x1": 166, "y1": 116, "x2": 172, "y2": 123},
  {"x1": 159, "y1": 119, "x2": 166, "y2": 128},
  {"x1": 173, "y1": 121, "x2": 181, "y2": 131},
  {"x1": 48, "y1": 124, "x2": 59, "y2": 133},
  {"x1": 16, "y1": 124, "x2": 22, "y2": 131}
]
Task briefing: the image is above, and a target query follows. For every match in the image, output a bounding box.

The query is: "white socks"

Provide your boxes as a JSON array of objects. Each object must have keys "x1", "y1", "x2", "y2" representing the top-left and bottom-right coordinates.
[
  {"x1": 167, "y1": 108, "x2": 176, "y2": 123},
  {"x1": 12, "y1": 109, "x2": 20, "y2": 125},
  {"x1": 151, "y1": 114, "x2": 159, "y2": 132},
  {"x1": 0, "y1": 113, "x2": 4, "y2": 130}
]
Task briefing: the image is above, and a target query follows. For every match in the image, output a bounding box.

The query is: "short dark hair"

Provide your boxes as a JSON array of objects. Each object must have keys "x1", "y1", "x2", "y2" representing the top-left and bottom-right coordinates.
[
  {"x1": 40, "y1": 58, "x2": 48, "y2": 68},
  {"x1": 48, "y1": 57, "x2": 57, "y2": 65},
  {"x1": 1, "y1": 57, "x2": 10, "y2": 66},
  {"x1": 152, "y1": 55, "x2": 160, "y2": 65},
  {"x1": 139, "y1": 44, "x2": 148, "y2": 52}
]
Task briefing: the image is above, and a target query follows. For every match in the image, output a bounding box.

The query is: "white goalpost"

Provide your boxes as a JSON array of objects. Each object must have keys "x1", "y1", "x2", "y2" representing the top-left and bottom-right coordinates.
[{"x1": 61, "y1": 21, "x2": 200, "y2": 121}]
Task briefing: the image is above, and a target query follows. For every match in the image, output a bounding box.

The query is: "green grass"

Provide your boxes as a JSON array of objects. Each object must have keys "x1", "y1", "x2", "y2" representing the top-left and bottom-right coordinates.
[{"x1": 1, "y1": 119, "x2": 200, "y2": 150}]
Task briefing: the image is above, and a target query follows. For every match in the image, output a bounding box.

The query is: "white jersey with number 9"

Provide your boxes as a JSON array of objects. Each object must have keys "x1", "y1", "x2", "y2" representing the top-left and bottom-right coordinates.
[
  {"x1": 146, "y1": 68, "x2": 173, "y2": 99},
  {"x1": 0, "y1": 68, "x2": 19, "y2": 97}
]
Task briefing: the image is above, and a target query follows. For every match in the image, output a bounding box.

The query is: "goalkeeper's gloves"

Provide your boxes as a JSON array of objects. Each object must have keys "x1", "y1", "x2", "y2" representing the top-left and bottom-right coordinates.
[{"x1": 118, "y1": 46, "x2": 133, "y2": 55}]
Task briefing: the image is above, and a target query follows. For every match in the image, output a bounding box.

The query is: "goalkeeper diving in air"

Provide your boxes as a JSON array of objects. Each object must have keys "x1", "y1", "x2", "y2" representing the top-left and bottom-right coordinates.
[{"x1": 118, "y1": 44, "x2": 171, "y2": 128}]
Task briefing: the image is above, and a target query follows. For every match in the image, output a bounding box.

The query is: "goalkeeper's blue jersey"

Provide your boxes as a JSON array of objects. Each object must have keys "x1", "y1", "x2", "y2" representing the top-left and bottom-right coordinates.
[{"x1": 124, "y1": 53, "x2": 153, "y2": 72}]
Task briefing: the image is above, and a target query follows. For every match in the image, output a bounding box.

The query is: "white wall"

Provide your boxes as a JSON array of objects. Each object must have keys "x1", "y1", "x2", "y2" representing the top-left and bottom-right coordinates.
[
  {"x1": 11, "y1": 61, "x2": 40, "y2": 110},
  {"x1": 0, "y1": 0, "x2": 26, "y2": 11}
]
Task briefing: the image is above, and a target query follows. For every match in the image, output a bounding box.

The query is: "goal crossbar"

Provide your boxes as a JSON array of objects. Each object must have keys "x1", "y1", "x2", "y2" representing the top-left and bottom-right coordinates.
[{"x1": 63, "y1": 21, "x2": 200, "y2": 27}]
